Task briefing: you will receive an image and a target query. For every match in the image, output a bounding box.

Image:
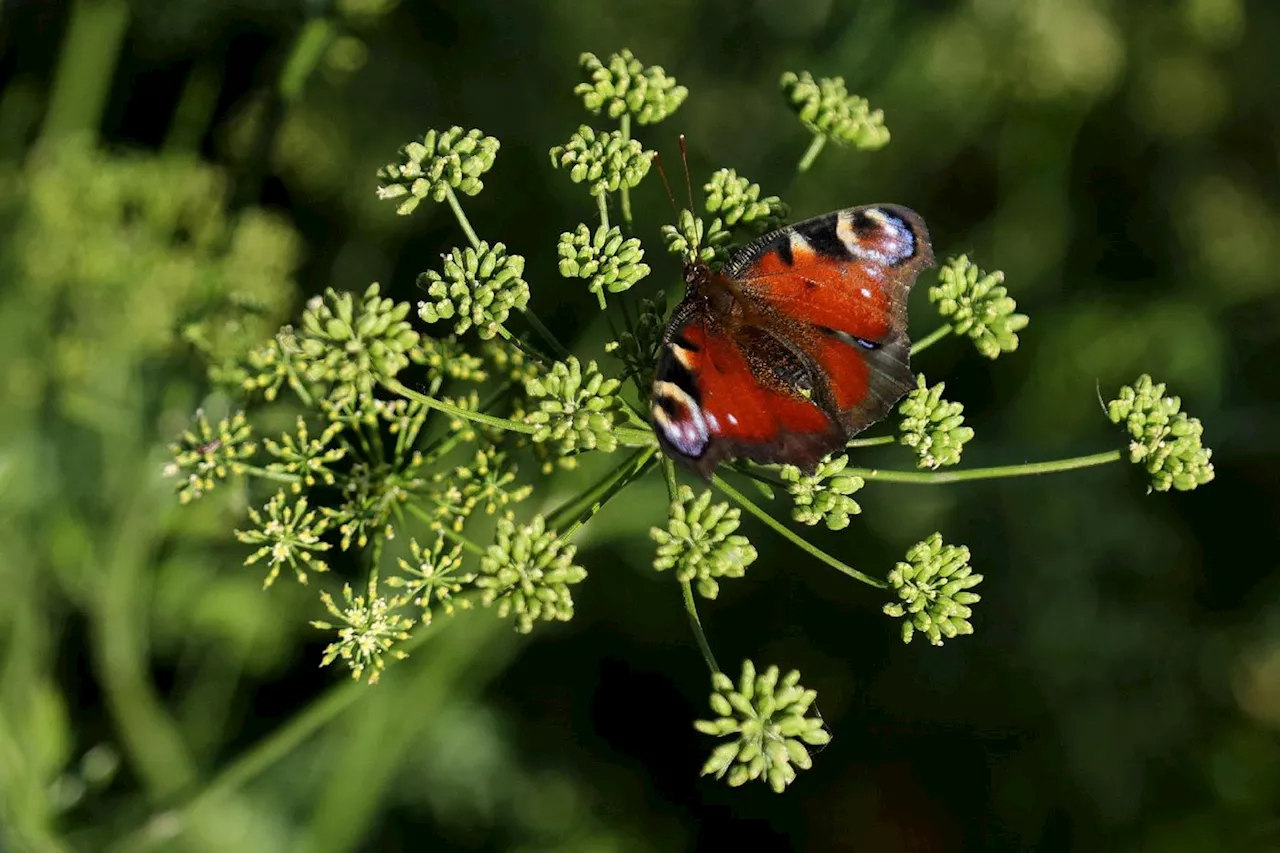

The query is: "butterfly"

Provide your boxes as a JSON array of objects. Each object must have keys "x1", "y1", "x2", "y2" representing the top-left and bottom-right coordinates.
[{"x1": 650, "y1": 204, "x2": 934, "y2": 478}]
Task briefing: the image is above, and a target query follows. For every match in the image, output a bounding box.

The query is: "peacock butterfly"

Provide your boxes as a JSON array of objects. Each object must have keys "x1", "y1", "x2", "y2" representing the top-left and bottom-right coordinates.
[{"x1": 651, "y1": 204, "x2": 934, "y2": 478}]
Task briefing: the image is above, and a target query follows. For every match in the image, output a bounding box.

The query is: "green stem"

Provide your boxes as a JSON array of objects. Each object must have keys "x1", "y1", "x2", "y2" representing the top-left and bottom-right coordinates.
[
  {"x1": 548, "y1": 446, "x2": 657, "y2": 533},
  {"x1": 421, "y1": 511, "x2": 488, "y2": 558},
  {"x1": 846, "y1": 435, "x2": 895, "y2": 449},
  {"x1": 847, "y1": 449, "x2": 1122, "y2": 484},
  {"x1": 519, "y1": 309, "x2": 571, "y2": 360},
  {"x1": 796, "y1": 134, "x2": 827, "y2": 173},
  {"x1": 618, "y1": 114, "x2": 633, "y2": 226},
  {"x1": 910, "y1": 324, "x2": 952, "y2": 357},
  {"x1": 164, "y1": 61, "x2": 223, "y2": 153},
  {"x1": 681, "y1": 580, "x2": 719, "y2": 674},
  {"x1": 40, "y1": 0, "x2": 131, "y2": 144},
  {"x1": 443, "y1": 184, "x2": 482, "y2": 250},
  {"x1": 595, "y1": 190, "x2": 610, "y2": 231},
  {"x1": 278, "y1": 17, "x2": 334, "y2": 103},
  {"x1": 239, "y1": 464, "x2": 302, "y2": 486},
  {"x1": 712, "y1": 474, "x2": 886, "y2": 589},
  {"x1": 661, "y1": 457, "x2": 679, "y2": 500},
  {"x1": 382, "y1": 377, "x2": 537, "y2": 435}
]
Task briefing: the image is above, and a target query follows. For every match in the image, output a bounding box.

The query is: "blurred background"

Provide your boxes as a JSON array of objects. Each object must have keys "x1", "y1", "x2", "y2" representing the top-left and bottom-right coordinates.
[{"x1": 1, "y1": 0, "x2": 1277, "y2": 850}]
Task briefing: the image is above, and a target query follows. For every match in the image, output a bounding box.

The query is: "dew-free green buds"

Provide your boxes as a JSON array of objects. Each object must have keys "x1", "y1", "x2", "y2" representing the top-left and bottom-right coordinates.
[
  {"x1": 898, "y1": 375, "x2": 975, "y2": 469},
  {"x1": 780, "y1": 453, "x2": 864, "y2": 531},
  {"x1": 295, "y1": 283, "x2": 419, "y2": 405},
  {"x1": 235, "y1": 490, "x2": 332, "y2": 587},
  {"x1": 930, "y1": 256, "x2": 1028, "y2": 359},
  {"x1": 166, "y1": 410, "x2": 256, "y2": 503},
  {"x1": 651, "y1": 486, "x2": 758, "y2": 599},
  {"x1": 1107, "y1": 374, "x2": 1215, "y2": 492},
  {"x1": 883, "y1": 533, "x2": 982, "y2": 646},
  {"x1": 780, "y1": 71, "x2": 890, "y2": 150},
  {"x1": 448, "y1": 447, "x2": 534, "y2": 517},
  {"x1": 388, "y1": 535, "x2": 475, "y2": 625},
  {"x1": 550, "y1": 125, "x2": 652, "y2": 196},
  {"x1": 574, "y1": 49, "x2": 688, "y2": 124},
  {"x1": 558, "y1": 223, "x2": 650, "y2": 309},
  {"x1": 523, "y1": 356, "x2": 625, "y2": 454},
  {"x1": 417, "y1": 241, "x2": 530, "y2": 340},
  {"x1": 312, "y1": 576, "x2": 413, "y2": 684},
  {"x1": 703, "y1": 168, "x2": 789, "y2": 232},
  {"x1": 476, "y1": 515, "x2": 588, "y2": 633},
  {"x1": 376, "y1": 127, "x2": 500, "y2": 215},
  {"x1": 661, "y1": 209, "x2": 731, "y2": 265},
  {"x1": 694, "y1": 660, "x2": 831, "y2": 793},
  {"x1": 264, "y1": 416, "x2": 346, "y2": 491}
]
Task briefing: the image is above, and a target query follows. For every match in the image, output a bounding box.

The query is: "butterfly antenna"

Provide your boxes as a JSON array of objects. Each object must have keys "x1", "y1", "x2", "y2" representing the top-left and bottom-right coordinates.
[
  {"x1": 678, "y1": 133, "x2": 696, "y2": 215},
  {"x1": 652, "y1": 150, "x2": 680, "y2": 219}
]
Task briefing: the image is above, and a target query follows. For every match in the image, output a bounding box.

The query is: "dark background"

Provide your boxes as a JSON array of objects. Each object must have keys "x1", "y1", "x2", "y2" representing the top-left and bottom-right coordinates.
[{"x1": 1, "y1": 0, "x2": 1277, "y2": 851}]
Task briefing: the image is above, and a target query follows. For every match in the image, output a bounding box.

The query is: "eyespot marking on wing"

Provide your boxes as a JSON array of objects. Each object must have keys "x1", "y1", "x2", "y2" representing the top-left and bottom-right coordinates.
[
  {"x1": 652, "y1": 380, "x2": 710, "y2": 458},
  {"x1": 837, "y1": 208, "x2": 916, "y2": 266}
]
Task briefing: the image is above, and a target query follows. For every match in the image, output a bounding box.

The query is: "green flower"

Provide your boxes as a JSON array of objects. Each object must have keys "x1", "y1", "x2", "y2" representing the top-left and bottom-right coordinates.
[
  {"x1": 376, "y1": 127, "x2": 500, "y2": 215},
  {"x1": 450, "y1": 447, "x2": 534, "y2": 516},
  {"x1": 703, "y1": 168, "x2": 788, "y2": 233},
  {"x1": 413, "y1": 335, "x2": 488, "y2": 383},
  {"x1": 388, "y1": 535, "x2": 475, "y2": 625},
  {"x1": 523, "y1": 357, "x2": 625, "y2": 454},
  {"x1": 574, "y1": 49, "x2": 688, "y2": 125},
  {"x1": 373, "y1": 398, "x2": 429, "y2": 451},
  {"x1": 476, "y1": 515, "x2": 588, "y2": 633},
  {"x1": 651, "y1": 486, "x2": 758, "y2": 599},
  {"x1": 661, "y1": 209, "x2": 732, "y2": 265},
  {"x1": 417, "y1": 241, "x2": 530, "y2": 340},
  {"x1": 557, "y1": 223, "x2": 650, "y2": 309},
  {"x1": 780, "y1": 71, "x2": 890, "y2": 150},
  {"x1": 235, "y1": 490, "x2": 331, "y2": 587},
  {"x1": 482, "y1": 339, "x2": 541, "y2": 385},
  {"x1": 883, "y1": 533, "x2": 982, "y2": 646},
  {"x1": 1107, "y1": 375, "x2": 1215, "y2": 492},
  {"x1": 780, "y1": 454, "x2": 864, "y2": 530},
  {"x1": 311, "y1": 576, "x2": 414, "y2": 684},
  {"x1": 898, "y1": 375, "x2": 975, "y2": 469},
  {"x1": 295, "y1": 283, "x2": 420, "y2": 405},
  {"x1": 165, "y1": 410, "x2": 256, "y2": 503},
  {"x1": 550, "y1": 125, "x2": 652, "y2": 197},
  {"x1": 263, "y1": 416, "x2": 347, "y2": 491},
  {"x1": 930, "y1": 256, "x2": 1028, "y2": 359},
  {"x1": 694, "y1": 660, "x2": 831, "y2": 793}
]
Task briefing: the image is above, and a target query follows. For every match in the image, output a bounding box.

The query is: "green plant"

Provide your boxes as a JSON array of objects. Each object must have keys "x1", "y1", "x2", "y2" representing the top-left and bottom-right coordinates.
[{"x1": 169, "y1": 49, "x2": 1215, "y2": 794}]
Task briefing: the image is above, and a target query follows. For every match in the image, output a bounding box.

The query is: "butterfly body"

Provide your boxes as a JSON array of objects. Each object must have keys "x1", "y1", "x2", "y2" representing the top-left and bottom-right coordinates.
[{"x1": 651, "y1": 204, "x2": 934, "y2": 478}]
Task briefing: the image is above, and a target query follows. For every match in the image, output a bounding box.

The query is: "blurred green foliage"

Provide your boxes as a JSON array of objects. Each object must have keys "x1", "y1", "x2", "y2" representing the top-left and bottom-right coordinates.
[{"x1": 0, "y1": 0, "x2": 1276, "y2": 850}]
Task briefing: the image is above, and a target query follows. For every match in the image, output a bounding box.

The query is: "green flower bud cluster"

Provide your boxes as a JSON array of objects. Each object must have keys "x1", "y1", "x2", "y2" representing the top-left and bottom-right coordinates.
[
  {"x1": 695, "y1": 660, "x2": 831, "y2": 793},
  {"x1": 477, "y1": 515, "x2": 588, "y2": 633},
  {"x1": 780, "y1": 71, "x2": 890, "y2": 150},
  {"x1": 264, "y1": 416, "x2": 347, "y2": 490},
  {"x1": 388, "y1": 535, "x2": 475, "y2": 625},
  {"x1": 235, "y1": 490, "x2": 332, "y2": 588},
  {"x1": 312, "y1": 576, "x2": 413, "y2": 684},
  {"x1": 930, "y1": 256, "x2": 1028, "y2": 359},
  {"x1": 376, "y1": 127, "x2": 500, "y2": 215},
  {"x1": 1107, "y1": 375, "x2": 1215, "y2": 492},
  {"x1": 651, "y1": 486, "x2": 758, "y2": 599},
  {"x1": 574, "y1": 49, "x2": 688, "y2": 125},
  {"x1": 604, "y1": 290, "x2": 667, "y2": 385},
  {"x1": 417, "y1": 241, "x2": 529, "y2": 340},
  {"x1": 703, "y1": 168, "x2": 789, "y2": 232},
  {"x1": 414, "y1": 335, "x2": 488, "y2": 383},
  {"x1": 661, "y1": 209, "x2": 732, "y2": 265},
  {"x1": 295, "y1": 283, "x2": 419, "y2": 405},
  {"x1": 165, "y1": 410, "x2": 256, "y2": 503},
  {"x1": 898, "y1": 375, "x2": 975, "y2": 469},
  {"x1": 780, "y1": 453, "x2": 864, "y2": 530},
  {"x1": 447, "y1": 447, "x2": 534, "y2": 517},
  {"x1": 550, "y1": 125, "x2": 652, "y2": 197},
  {"x1": 883, "y1": 533, "x2": 982, "y2": 646},
  {"x1": 557, "y1": 223, "x2": 651, "y2": 309},
  {"x1": 523, "y1": 357, "x2": 625, "y2": 454}
]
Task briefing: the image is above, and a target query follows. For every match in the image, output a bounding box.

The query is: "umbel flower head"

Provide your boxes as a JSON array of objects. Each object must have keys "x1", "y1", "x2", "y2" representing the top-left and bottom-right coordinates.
[
  {"x1": 883, "y1": 533, "x2": 982, "y2": 646},
  {"x1": 780, "y1": 453, "x2": 864, "y2": 530},
  {"x1": 694, "y1": 660, "x2": 831, "y2": 793},
  {"x1": 165, "y1": 409, "x2": 256, "y2": 503},
  {"x1": 779, "y1": 71, "x2": 890, "y2": 150},
  {"x1": 557, "y1": 223, "x2": 650, "y2": 309},
  {"x1": 574, "y1": 49, "x2": 688, "y2": 124},
  {"x1": 661, "y1": 209, "x2": 732, "y2": 266},
  {"x1": 311, "y1": 575, "x2": 414, "y2": 684},
  {"x1": 375, "y1": 126, "x2": 500, "y2": 215},
  {"x1": 476, "y1": 515, "x2": 588, "y2": 634},
  {"x1": 930, "y1": 256, "x2": 1028, "y2": 359},
  {"x1": 388, "y1": 534, "x2": 475, "y2": 625},
  {"x1": 898, "y1": 375, "x2": 975, "y2": 469},
  {"x1": 263, "y1": 416, "x2": 346, "y2": 491},
  {"x1": 550, "y1": 125, "x2": 652, "y2": 197},
  {"x1": 417, "y1": 241, "x2": 530, "y2": 340},
  {"x1": 295, "y1": 283, "x2": 420, "y2": 405},
  {"x1": 523, "y1": 356, "x2": 625, "y2": 454},
  {"x1": 702, "y1": 168, "x2": 789, "y2": 233},
  {"x1": 235, "y1": 490, "x2": 332, "y2": 587},
  {"x1": 651, "y1": 486, "x2": 758, "y2": 599},
  {"x1": 1107, "y1": 374, "x2": 1215, "y2": 492}
]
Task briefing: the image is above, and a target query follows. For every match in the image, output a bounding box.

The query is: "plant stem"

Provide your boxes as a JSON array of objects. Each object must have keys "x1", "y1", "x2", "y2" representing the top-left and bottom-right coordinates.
[
  {"x1": 519, "y1": 309, "x2": 571, "y2": 360},
  {"x1": 618, "y1": 114, "x2": 633, "y2": 226},
  {"x1": 239, "y1": 464, "x2": 302, "y2": 485},
  {"x1": 846, "y1": 435, "x2": 895, "y2": 449},
  {"x1": 910, "y1": 324, "x2": 952, "y2": 357},
  {"x1": 382, "y1": 377, "x2": 538, "y2": 435},
  {"x1": 164, "y1": 61, "x2": 223, "y2": 153},
  {"x1": 40, "y1": 0, "x2": 131, "y2": 144},
  {"x1": 444, "y1": 185, "x2": 482, "y2": 250},
  {"x1": 595, "y1": 190, "x2": 610, "y2": 231},
  {"x1": 403, "y1": 504, "x2": 487, "y2": 557},
  {"x1": 549, "y1": 446, "x2": 657, "y2": 534},
  {"x1": 796, "y1": 134, "x2": 827, "y2": 173},
  {"x1": 847, "y1": 449, "x2": 1122, "y2": 484},
  {"x1": 278, "y1": 17, "x2": 334, "y2": 103},
  {"x1": 681, "y1": 580, "x2": 720, "y2": 674},
  {"x1": 712, "y1": 474, "x2": 886, "y2": 589}
]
